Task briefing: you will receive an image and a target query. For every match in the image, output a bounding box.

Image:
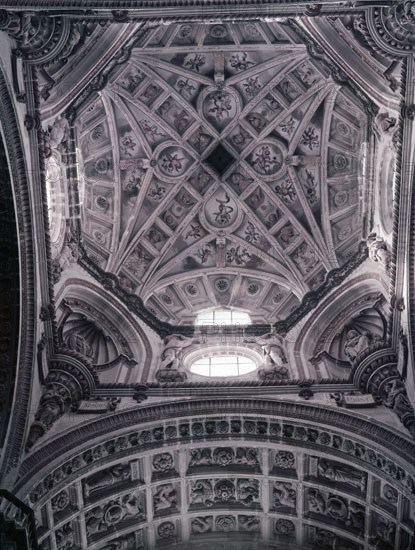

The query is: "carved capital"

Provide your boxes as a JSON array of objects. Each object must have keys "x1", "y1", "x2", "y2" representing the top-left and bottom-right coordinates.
[{"x1": 26, "y1": 361, "x2": 93, "y2": 451}]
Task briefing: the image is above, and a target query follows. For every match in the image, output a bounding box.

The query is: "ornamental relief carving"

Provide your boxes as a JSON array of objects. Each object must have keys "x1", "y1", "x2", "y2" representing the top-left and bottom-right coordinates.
[
  {"x1": 26, "y1": 413, "x2": 415, "y2": 520},
  {"x1": 82, "y1": 460, "x2": 140, "y2": 501},
  {"x1": 85, "y1": 491, "x2": 145, "y2": 541},
  {"x1": 67, "y1": 19, "x2": 371, "y2": 326},
  {"x1": 188, "y1": 447, "x2": 260, "y2": 470},
  {"x1": 190, "y1": 478, "x2": 260, "y2": 508},
  {"x1": 153, "y1": 483, "x2": 179, "y2": 514}
]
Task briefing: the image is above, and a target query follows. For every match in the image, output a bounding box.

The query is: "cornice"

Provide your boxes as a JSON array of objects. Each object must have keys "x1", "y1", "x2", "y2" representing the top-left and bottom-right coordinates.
[
  {"x1": 0, "y1": 68, "x2": 37, "y2": 481},
  {"x1": 15, "y1": 398, "x2": 415, "y2": 507}
]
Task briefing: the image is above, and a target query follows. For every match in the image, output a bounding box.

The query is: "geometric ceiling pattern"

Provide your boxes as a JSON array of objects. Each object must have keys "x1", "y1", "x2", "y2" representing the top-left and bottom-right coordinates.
[{"x1": 76, "y1": 21, "x2": 368, "y2": 324}]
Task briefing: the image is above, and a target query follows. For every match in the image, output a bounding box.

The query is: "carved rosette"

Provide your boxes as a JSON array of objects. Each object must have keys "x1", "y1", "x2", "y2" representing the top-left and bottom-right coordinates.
[
  {"x1": 365, "y1": 5, "x2": 415, "y2": 57},
  {"x1": 0, "y1": 10, "x2": 95, "y2": 66}
]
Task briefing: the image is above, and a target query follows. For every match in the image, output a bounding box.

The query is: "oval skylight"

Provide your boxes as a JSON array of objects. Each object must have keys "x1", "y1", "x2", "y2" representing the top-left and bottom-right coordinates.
[
  {"x1": 195, "y1": 309, "x2": 251, "y2": 326},
  {"x1": 190, "y1": 355, "x2": 257, "y2": 377}
]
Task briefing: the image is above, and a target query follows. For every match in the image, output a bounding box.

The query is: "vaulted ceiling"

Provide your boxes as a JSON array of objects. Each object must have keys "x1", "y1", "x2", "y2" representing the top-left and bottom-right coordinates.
[{"x1": 76, "y1": 20, "x2": 370, "y2": 325}]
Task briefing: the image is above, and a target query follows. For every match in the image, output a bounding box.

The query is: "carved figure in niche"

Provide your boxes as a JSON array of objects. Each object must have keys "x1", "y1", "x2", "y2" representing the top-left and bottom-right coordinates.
[
  {"x1": 239, "y1": 515, "x2": 260, "y2": 532},
  {"x1": 189, "y1": 448, "x2": 212, "y2": 467},
  {"x1": 256, "y1": 332, "x2": 289, "y2": 381},
  {"x1": 160, "y1": 334, "x2": 193, "y2": 370},
  {"x1": 273, "y1": 482, "x2": 296, "y2": 509},
  {"x1": 318, "y1": 459, "x2": 366, "y2": 491},
  {"x1": 153, "y1": 484, "x2": 177, "y2": 511},
  {"x1": 191, "y1": 516, "x2": 212, "y2": 533},
  {"x1": 83, "y1": 464, "x2": 131, "y2": 498},
  {"x1": 59, "y1": 227, "x2": 80, "y2": 270},
  {"x1": 191, "y1": 480, "x2": 214, "y2": 506},
  {"x1": 366, "y1": 232, "x2": 391, "y2": 271},
  {"x1": 236, "y1": 479, "x2": 259, "y2": 505},
  {"x1": 307, "y1": 488, "x2": 326, "y2": 513},
  {"x1": 44, "y1": 116, "x2": 69, "y2": 156},
  {"x1": 257, "y1": 332, "x2": 287, "y2": 367},
  {"x1": 343, "y1": 329, "x2": 372, "y2": 362}
]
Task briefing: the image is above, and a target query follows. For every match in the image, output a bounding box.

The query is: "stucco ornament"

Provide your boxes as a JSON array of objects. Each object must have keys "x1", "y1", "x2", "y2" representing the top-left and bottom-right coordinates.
[{"x1": 256, "y1": 332, "x2": 289, "y2": 381}]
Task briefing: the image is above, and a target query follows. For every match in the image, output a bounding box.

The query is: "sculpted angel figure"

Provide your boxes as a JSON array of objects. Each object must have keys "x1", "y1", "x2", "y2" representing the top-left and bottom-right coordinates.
[
  {"x1": 318, "y1": 459, "x2": 366, "y2": 491},
  {"x1": 343, "y1": 329, "x2": 371, "y2": 362},
  {"x1": 366, "y1": 232, "x2": 391, "y2": 271},
  {"x1": 255, "y1": 332, "x2": 289, "y2": 381},
  {"x1": 159, "y1": 334, "x2": 193, "y2": 370}
]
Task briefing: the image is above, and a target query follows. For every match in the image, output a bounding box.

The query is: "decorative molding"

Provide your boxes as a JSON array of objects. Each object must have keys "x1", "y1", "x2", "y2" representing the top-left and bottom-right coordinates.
[
  {"x1": 0, "y1": 67, "x2": 37, "y2": 480},
  {"x1": 16, "y1": 399, "x2": 415, "y2": 509}
]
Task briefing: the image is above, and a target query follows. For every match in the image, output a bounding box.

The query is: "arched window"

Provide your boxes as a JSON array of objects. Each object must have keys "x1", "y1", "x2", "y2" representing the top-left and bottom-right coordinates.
[
  {"x1": 195, "y1": 308, "x2": 251, "y2": 326},
  {"x1": 190, "y1": 355, "x2": 257, "y2": 377}
]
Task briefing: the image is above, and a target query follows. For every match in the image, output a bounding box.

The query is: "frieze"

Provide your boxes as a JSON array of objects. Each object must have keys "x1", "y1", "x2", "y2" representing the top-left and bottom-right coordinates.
[{"x1": 20, "y1": 405, "x2": 415, "y2": 509}]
